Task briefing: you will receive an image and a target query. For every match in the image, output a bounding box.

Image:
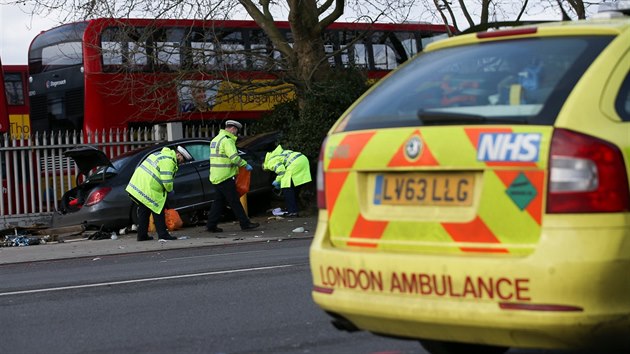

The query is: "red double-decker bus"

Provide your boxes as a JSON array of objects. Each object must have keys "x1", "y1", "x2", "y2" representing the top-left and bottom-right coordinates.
[
  {"x1": 2, "y1": 64, "x2": 30, "y2": 137},
  {"x1": 28, "y1": 18, "x2": 452, "y2": 133}
]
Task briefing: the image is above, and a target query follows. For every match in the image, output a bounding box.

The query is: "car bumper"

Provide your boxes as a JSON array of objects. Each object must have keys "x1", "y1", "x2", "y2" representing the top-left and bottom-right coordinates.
[{"x1": 309, "y1": 211, "x2": 630, "y2": 350}]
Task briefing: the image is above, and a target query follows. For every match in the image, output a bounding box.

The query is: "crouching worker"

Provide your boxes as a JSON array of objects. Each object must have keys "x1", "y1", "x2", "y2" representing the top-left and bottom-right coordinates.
[
  {"x1": 126, "y1": 146, "x2": 189, "y2": 241},
  {"x1": 263, "y1": 145, "x2": 312, "y2": 217}
]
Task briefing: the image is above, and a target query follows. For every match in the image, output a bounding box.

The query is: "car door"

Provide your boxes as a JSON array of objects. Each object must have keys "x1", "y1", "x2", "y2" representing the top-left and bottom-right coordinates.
[{"x1": 170, "y1": 143, "x2": 208, "y2": 211}]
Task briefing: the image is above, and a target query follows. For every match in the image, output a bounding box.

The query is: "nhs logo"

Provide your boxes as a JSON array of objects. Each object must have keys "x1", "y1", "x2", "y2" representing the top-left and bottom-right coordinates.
[{"x1": 477, "y1": 133, "x2": 541, "y2": 162}]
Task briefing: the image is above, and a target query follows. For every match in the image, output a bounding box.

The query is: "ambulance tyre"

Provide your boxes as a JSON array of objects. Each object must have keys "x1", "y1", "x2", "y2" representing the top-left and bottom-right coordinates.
[{"x1": 420, "y1": 339, "x2": 509, "y2": 354}]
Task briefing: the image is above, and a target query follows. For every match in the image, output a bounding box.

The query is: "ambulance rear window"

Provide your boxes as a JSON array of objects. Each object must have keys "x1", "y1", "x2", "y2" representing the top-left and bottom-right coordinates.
[{"x1": 339, "y1": 36, "x2": 612, "y2": 132}]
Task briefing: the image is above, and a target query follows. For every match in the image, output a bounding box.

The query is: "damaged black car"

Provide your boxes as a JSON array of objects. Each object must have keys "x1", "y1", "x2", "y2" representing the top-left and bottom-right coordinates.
[{"x1": 52, "y1": 132, "x2": 279, "y2": 231}]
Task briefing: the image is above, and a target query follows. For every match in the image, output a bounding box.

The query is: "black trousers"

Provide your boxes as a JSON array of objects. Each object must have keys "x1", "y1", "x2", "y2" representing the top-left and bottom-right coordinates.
[
  {"x1": 282, "y1": 181, "x2": 301, "y2": 214},
  {"x1": 206, "y1": 177, "x2": 250, "y2": 229},
  {"x1": 131, "y1": 195, "x2": 171, "y2": 239}
]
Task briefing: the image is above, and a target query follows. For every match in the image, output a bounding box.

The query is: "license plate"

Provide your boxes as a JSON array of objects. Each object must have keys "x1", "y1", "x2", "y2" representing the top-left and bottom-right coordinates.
[{"x1": 373, "y1": 172, "x2": 474, "y2": 206}]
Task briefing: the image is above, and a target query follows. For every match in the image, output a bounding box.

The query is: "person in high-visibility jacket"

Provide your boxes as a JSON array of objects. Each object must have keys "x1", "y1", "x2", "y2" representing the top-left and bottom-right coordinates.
[
  {"x1": 263, "y1": 145, "x2": 312, "y2": 217},
  {"x1": 206, "y1": 120, "x2": 260, "y2": 235},
  {"x1": 126, "y1": 146, "x2": 189, "y2": 241}
]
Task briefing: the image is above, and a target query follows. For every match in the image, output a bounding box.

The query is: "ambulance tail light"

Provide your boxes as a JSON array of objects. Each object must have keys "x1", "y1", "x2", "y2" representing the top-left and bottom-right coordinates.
[
  {"x1": 317, "y1": 138, "x2": 327, "y2": 209},
  {"x1": 547, "y1": 129, "x2": 630, "y2": 213}
]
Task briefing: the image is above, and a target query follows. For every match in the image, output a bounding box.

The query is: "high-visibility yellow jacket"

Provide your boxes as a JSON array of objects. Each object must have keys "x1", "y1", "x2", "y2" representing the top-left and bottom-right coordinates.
[
  {"x1": 263, "y1": 145, "x2": 312, "y2": 188},
  {"x1": 209, "y1": 129, "x2": 247, "y2": 184},
  {"x1": 125, "y1": 147, "x2": 178, "y2": 214}
]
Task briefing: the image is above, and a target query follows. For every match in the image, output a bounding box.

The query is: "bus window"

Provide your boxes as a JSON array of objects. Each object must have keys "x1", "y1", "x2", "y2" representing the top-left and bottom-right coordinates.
[
  {"x1": 0, "y1": 62, "x2": 8, "y2": 133},
  {"x1": 249, "y1": 29, "x2": 281, "y2": 71},
  {"x1": 154, "y1": 27, "x2": 184, "y2": 71},
  {"x1": 323, "y1": 31, "x2": 338, "y2": 67},
  {"x1": 371, "y1": 31, "x2": 412, "y2": 70},
  {"x1": 102, "y1": 38, "x2": 124, "y2": 67},
  {"x1": 397, "y1": 31, "x2": 419, "y2": 57},
  {"x1": 42, "y1": 42, "x2": 83, "y2": 68},
  {"x1": 217, "y1": 29, "x2": 245, "y2": 70},
  {"x1": 4, "y1": 73, "x2": 25, "y2": 105},
  {"x1": 101, "y1": 26, "x2": 150, "y2": 71},
  {"x1": 129, "y1": 42, "x2": 148, "y2": 68},
  {"x1": 190, "y1": 28, "x2": 218, "y2": 70},
  {"x1": 338, "y1": 30, "x2": 370, "y2": 69},
  {"x1": 29, "y1": 22, "x2": 87, "y2": 74}
]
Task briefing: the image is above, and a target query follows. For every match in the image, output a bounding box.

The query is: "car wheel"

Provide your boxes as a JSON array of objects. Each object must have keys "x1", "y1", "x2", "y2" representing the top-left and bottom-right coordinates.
[
  {"x1": 181, "y1": 211, "x2": 200, "y2": 226},
  {"x1": 420, "y1": 340, "x2": 509, "y2": 354}
]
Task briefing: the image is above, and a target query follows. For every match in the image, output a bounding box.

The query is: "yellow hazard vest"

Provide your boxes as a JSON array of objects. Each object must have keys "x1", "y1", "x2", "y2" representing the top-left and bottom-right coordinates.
[
  {"x1": 209, "y1": 129, "x2": 247, "y2": 184},
  {"x1": 263, "y1": 145, "x2": 312, "y2": 188},
  {"x1": 125, "y1": 147, "x2": 178, "y2": 214}
]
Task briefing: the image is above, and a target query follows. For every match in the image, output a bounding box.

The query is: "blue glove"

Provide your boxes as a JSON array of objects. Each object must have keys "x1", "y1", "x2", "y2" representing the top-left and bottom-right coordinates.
[
  {"x1": 272, "y1": 180, "x2": 280, "y2": 189},
  {"x1": 245, "y1": 164, "x2": 253, "y2": 171}
]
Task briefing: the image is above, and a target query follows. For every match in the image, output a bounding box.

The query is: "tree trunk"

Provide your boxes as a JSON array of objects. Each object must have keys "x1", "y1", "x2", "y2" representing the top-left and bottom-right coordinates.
[{"x1": 288, "y1": 0, "x2": 331, "y2": 109}]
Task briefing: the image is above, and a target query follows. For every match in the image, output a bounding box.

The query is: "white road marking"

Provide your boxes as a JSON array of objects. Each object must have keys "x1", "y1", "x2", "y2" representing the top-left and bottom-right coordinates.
[
  {"x1": 0, "y1": 264, "x2": 295, "y2": 297},
  {"x1": 165, "y1": 249, "x2": 270, "y2": 261}
]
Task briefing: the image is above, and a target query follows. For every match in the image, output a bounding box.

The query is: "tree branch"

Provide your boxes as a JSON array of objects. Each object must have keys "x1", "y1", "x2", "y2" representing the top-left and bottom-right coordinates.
[
  {"x1": 319, "y1": 0, "x2": 345, "y2": 30},
  {"x1": 516, "y1": 0, "x2": 529, "y2": 21},
  {"x1": 317, "y1": 0, "x2": 335, "y2": 16},
  {"x1": 457, "y1": 0, "x2": 475, "y2": 27}
]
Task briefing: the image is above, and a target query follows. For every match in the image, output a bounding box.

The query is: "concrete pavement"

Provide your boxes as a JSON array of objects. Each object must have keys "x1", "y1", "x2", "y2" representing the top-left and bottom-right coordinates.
[{"x1": 0, "y1": 214, "x2": 317, "y2": 265}]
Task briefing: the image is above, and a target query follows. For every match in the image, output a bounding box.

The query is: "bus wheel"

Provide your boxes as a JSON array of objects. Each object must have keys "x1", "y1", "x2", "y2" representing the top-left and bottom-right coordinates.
[{"x1": 420, "y1": 340, "x2": 509, "y2": 354}]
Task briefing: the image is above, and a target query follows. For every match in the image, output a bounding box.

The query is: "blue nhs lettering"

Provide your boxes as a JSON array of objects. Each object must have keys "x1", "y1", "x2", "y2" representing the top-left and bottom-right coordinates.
[{"x1": 477, "y1": 133, "x2": 541, "y2": 162}]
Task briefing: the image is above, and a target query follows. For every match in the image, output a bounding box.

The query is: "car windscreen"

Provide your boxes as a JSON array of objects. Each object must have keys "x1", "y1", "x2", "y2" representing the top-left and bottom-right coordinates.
[{"x1": 338, "y1": 36, "x2": 612, "y2": 132}]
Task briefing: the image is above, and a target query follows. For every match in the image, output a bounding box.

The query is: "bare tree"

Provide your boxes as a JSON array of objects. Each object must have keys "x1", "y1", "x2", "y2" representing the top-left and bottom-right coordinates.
[{"x1": 423, "y1": 0, "x2": 596, "y2": 34}]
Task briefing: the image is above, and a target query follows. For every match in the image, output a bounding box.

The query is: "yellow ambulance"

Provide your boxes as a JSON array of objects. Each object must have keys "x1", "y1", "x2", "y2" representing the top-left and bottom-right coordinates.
[{"x1": 309, "y1": 4, "x2": 630, "y2": 354}]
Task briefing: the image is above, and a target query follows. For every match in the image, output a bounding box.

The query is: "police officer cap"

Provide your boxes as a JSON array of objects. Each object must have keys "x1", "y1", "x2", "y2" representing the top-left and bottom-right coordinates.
[
  {"x1": 176, "y1": 145, "x2": 192, "y2": 161},
  {"x1": 225, "y1": 120, "x2": 243, "y2": 130}
]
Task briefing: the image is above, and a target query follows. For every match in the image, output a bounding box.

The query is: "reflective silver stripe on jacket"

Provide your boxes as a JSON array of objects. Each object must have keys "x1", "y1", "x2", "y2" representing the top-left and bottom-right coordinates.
[
  {"x1": 161, "y1": 170, "x2": 174, "y2": 184},
  {"x1": 139, "y1": 164, "x2": 164, "y2": 189},
  {"x1": 127, "y1": 182, "x2": 159, "y2": 208},
  {"x1": 211, "y1": 136, "x2": 229, "y2": 157},
  {"x1": 284, "y1": 152, "x2": 303, "y2": 167},
  {"x1": 211, "y1": 135, "x2": 240, "y2": 167}
]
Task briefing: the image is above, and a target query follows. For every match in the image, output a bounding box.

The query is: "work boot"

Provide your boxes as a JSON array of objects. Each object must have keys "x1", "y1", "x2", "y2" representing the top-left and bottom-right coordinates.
[
  {"x1": 137, "y1": 236, "x2": 154, "y2": 241},
  {"x1": 158, "y1": 235, "x2": 177, "y2": 241},
  {"x1": 207, "y1": 227, "x2": 223, "y2": 233}
]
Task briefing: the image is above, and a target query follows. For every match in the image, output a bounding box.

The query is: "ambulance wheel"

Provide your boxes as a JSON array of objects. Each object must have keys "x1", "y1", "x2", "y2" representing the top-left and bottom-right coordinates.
[{"x1": 420, "y1": 340, "x2": 508, "y2": 354}]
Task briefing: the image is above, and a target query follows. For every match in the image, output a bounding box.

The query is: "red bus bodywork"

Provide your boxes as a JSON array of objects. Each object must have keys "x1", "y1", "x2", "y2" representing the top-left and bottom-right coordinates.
[
  {"x1": 0, "y1": 60, "x2": 10, "y2": 133},
  {"x1": 2, "y1": 65, "x2": 30, "y2": 137},
  {"x1": 28, "y1": 18, "x2": 453, "y2": 133}
]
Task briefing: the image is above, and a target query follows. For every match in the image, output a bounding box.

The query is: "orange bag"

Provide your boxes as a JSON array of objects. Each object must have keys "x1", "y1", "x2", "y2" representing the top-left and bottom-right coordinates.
[
  {"x1": 148, "y1": 209, "x2": 183, "y2": 232},
  {"x1": 165, "y1": 209, "x2": 183, "y2": 231},
  {"x1": 236, "y1": 167, "x2": 251, "y2": 197}
]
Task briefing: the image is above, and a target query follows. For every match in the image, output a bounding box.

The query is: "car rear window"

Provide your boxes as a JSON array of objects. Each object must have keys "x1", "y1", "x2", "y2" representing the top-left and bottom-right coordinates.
[
  {"x1": 86, "y1": 155, "x2": 133, "y2": 182},
  {"x1": 339, "y1": 36, "x2": 612, "y2": 132}
]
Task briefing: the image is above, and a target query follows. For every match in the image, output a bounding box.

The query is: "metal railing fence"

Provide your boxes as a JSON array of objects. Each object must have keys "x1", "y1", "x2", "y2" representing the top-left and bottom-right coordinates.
[{"x1": 0, "y1": 123, "x2": 227, "y2": 228}]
